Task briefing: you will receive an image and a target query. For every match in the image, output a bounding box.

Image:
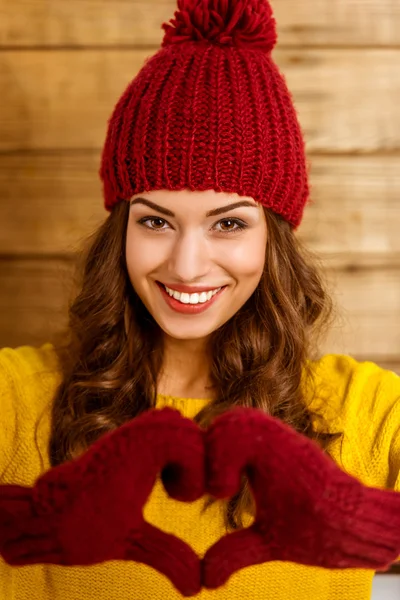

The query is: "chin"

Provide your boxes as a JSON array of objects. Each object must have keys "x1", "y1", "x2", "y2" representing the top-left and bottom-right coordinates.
[{"x1": 157, "y1": 322, "x2": 216, "y2": 341}]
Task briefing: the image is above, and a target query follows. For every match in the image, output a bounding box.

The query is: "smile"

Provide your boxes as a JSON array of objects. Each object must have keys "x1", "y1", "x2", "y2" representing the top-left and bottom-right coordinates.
[
  {"x1": 163, "y1": 284, "x2": 222, "y2": 305},
  {"x1": 156, "y1": 282, "x2": 227, "y2": 314}
]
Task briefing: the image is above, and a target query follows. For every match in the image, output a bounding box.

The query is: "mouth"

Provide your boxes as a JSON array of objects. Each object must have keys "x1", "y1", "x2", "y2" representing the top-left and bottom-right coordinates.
[
  {"x1": 155, "y1": 281, "x2": 227, "y2": 314},
  {"x1": 157, "y1": 281, "x2": 224, "y2": 295}
]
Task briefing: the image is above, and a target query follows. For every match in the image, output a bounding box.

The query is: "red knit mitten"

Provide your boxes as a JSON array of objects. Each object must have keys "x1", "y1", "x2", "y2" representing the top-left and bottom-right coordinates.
[
  {"x1": 0, "y1": 407, "x2": 204, "y2": 597},
  {"x1": 203, "y1": 407, "x2": 400, "y2": 589}
]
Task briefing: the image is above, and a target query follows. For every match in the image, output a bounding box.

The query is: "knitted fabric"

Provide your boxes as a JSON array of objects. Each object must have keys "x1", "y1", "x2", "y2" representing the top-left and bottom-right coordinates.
[
  {"x1": 1, "y1": 407, "x2": 400, "y2": 597},
  {"x1": 203, "y1": 407, "x2": 400, "y2": 589},
  {"x1": 0, "y1": 407, "x2": 204, "y2": 597},
  {"x1": 99, "y1": 0, "x2": 310, "y2": 229}
]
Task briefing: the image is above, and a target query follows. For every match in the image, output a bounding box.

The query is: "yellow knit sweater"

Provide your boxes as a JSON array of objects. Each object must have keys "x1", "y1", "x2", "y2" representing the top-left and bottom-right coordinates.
[{"x1": 0, "y1": 343, "x2": 399, "y2": 600}]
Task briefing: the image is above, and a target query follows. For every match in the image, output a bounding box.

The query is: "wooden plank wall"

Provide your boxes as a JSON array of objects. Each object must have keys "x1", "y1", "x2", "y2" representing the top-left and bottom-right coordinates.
[
  {"x1": 0, "y1": 0, "x2": 399, "y2": 376},
  {"x1": 0, "y1": 0, "x2": 399, "y2": 579}
]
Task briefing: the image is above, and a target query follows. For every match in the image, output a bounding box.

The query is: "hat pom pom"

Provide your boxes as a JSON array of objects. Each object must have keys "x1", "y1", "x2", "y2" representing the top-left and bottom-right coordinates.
[{"x1": 161, "y1": 0, "x2": 277, "y2": 52}]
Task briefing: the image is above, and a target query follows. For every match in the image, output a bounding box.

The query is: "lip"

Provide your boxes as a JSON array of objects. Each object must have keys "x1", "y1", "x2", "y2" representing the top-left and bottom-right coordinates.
[
  {"x1": 156, "y1": 281, "x2": 227, "y2": 314},
  {"x1": 158, "y1": 281, "x2": 223, "y2": 294}
]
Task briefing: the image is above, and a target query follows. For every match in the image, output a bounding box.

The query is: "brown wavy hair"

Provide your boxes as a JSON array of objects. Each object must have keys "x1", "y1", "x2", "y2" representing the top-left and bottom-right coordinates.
[{"x1": 48, "y1": 198, "x2": 344, "y2": 531}]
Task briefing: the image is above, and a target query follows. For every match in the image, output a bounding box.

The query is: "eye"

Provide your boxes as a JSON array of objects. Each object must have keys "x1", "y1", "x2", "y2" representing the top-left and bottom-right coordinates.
[
  {"x1": 215, "y1": 218, "x2": 248, "y2": 234},
  {"x1": 136, "y1": 216, "x2": 248, "y2": 234},
  {"x1": 137, "y1": 217, "x2": 168, "y2": 231}
]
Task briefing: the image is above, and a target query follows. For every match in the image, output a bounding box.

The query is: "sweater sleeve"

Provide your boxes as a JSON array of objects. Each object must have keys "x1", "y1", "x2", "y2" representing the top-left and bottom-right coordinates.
[
  {"x1": 0, "y1": 343, "x2": 58, "y2": 484},
  {"x1": 352, "y1": 363, "x2": 400, "y2": 563},
  {"x1": 390, "y1": 399, "x2": 400, "y2": 563},
  {"x1": 364, "y1": 366, "x2": 400, "y2": 492},
  {"x1": 0, "y1": 351, "x2": 19, "y2": 480},
  {"x1": 322, "y1": 355, "x2": 400, "y2": 492},
  {"x1": 388, "y1": 393, "x2": 400, "y2": 493}
]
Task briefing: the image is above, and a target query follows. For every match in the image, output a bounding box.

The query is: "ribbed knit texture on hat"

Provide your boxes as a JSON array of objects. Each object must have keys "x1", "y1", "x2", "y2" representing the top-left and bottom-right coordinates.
[{"x1": 99, "y1": 0, "x2": 310, "y2": 229}]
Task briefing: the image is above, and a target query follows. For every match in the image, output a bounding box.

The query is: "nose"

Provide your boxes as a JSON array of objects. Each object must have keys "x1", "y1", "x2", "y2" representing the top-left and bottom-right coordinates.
[{"x1": 167, "y1": 230, "x2": 211, "y2": 283}]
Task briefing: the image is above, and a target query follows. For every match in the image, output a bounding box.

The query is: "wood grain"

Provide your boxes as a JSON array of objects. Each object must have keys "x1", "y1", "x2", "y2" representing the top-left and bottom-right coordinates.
[
  {"x1": 0, "y1": 0, "x2": 399, "y2": 47},
  {"x1": 1, "y1": 152, "x2": 399, "y2": 257},
  {"x1": 0, "y1": 50, "x2": 399, "y2": 152},
  {"x1": 0, "y1": 257, "x2": 398, "y2": 369},
  {"x1": 0, "y1": 0, "x2": 399, "y2": 577}
]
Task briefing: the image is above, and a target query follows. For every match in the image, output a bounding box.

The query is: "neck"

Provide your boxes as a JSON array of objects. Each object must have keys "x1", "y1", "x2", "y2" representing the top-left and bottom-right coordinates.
[{"x1": 157, "y1": 334, "x2": 214, "y2": 399}]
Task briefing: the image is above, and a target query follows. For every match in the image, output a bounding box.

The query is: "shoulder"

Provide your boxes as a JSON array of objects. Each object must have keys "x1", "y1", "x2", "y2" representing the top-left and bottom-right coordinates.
[
  {"x1": 0, "y1": 342, "x2": 62, "y2": 403},
  {"x1": 308, "y1": 353, "x2": 400, "y2": 489},
  {"x1": 0, "y1": 341, "x2": 61, "y2": 422},
  {"x1": 0, "y1": 342, "x2": 60, "y2": 377},
  {"x1": 308, "y1": 353, "x2": 400, "y2": 425},
  {"x1": 0, "y1": 342, "x2": 62, "y2": 482}
]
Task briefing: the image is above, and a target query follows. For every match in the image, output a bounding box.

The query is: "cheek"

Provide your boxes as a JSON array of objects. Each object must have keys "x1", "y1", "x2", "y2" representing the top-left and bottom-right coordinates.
[
  {"x1": 126, "y1": 236, "x2": 162, "y2": 276},
  {"x1": 222, "y1": 240, "x2": 266, "y2": 279}
]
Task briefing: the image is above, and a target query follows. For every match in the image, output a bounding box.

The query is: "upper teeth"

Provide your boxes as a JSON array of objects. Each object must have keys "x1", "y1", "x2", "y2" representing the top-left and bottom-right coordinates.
[{"x1": 164, "y1": 285, "x2": 222, "y2": 304}]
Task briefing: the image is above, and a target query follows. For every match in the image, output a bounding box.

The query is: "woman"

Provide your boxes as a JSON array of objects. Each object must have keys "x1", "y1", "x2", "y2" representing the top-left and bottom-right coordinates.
[{"x1": 0, "y1": 0, "x2": 399, "y2": 598}]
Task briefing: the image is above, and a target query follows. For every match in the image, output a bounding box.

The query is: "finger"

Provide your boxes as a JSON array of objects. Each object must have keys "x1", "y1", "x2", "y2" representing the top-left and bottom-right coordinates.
[
  {"x1": 0, "y1": 485, "x2": 35, "y2": 556},
  {"x1": 2, "y1": 538, "x2": 60, "y2": 566},
  {"x1": 205, "y1": 408, "x2": 262, "y2": 498},
  {"x1": 125, "y1": 521, "x2": 201, "y2": 597},
  {"x1": 0, "y1": 485, "x2": 34, "y2": 520},
  {"x1": 160, "y1": 427, "x2": 205, "y2": 502},
  {"x1": 202, "y1": 525, "x2": 272, "y2": 589},
  {"x1": 123, "y1": 407, "x2": 204, "y2": 503},
  {"x1": 130, "y1": 407, "x2": 205, "y2": 502}
]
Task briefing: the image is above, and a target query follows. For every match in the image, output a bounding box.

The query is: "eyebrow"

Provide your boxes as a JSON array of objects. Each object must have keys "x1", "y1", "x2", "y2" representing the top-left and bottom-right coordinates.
[{"x1": 130, "y1": 197, "x2": 259, "y2": 217}]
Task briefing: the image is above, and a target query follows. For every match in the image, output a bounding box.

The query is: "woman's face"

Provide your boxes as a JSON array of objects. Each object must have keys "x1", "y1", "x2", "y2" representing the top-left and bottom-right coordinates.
[{"x1": 126, "y1": 189, "x2": 267, "y2": 342}]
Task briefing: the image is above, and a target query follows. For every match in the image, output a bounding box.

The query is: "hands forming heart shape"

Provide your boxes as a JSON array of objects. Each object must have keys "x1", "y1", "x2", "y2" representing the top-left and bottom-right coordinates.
[{"x1": 1, "y1": 407, "x2": 400, "y2": 597}]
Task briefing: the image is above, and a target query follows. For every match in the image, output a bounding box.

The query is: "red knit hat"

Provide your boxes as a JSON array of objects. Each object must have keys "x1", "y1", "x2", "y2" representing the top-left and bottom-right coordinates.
[{"x1": 99, "y1": 0, "x2": 310, "y2": 229}]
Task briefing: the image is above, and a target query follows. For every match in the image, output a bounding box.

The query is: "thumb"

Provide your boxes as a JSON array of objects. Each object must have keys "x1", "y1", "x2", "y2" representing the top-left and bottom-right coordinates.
[
  {"x1": 126, "y1": 521, "x2": 201, "y2": 597},
  {"x1": 159, "y1": 419, "x2": 205, "y2": 503},
  {"x1": 205, "y1": 408, "x2": 256, "y2": 499},
  {"x1": 202, "y1": 525, "x2": 272, "y2": 589}
]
